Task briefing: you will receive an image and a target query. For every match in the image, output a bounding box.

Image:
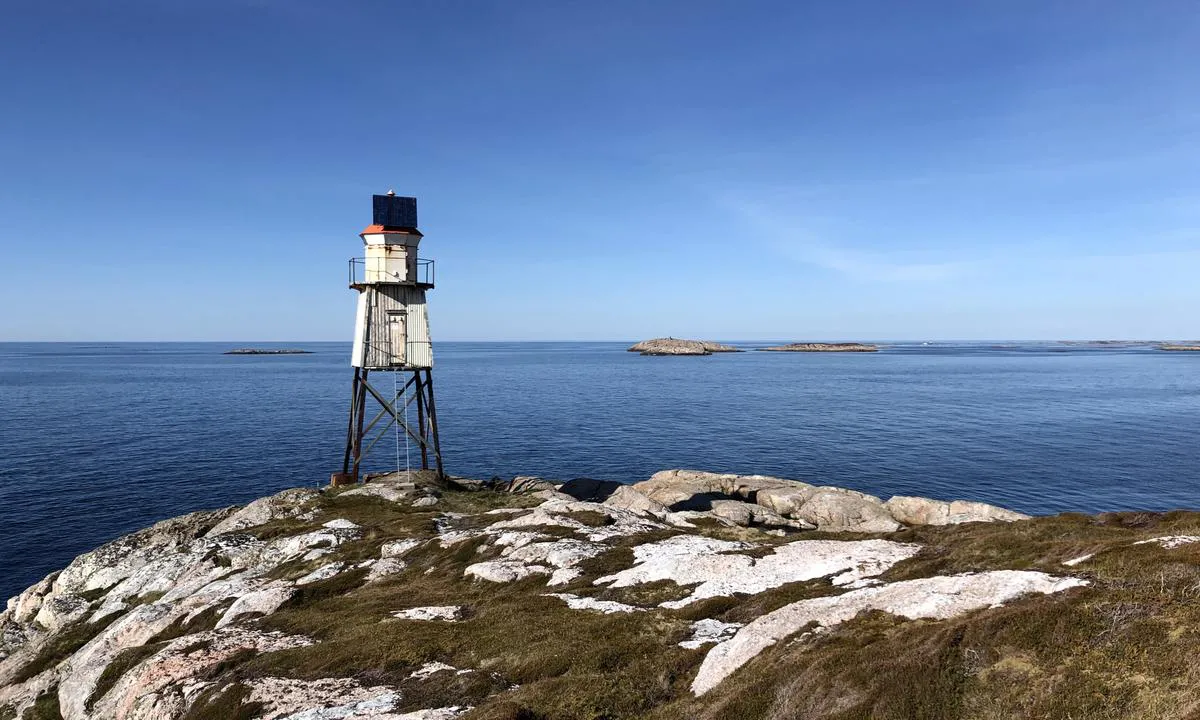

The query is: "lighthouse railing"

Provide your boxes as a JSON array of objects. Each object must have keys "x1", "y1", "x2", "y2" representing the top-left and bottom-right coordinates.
[{"x1": 348, "y1": 257, "x2": 435, "y2": 286}]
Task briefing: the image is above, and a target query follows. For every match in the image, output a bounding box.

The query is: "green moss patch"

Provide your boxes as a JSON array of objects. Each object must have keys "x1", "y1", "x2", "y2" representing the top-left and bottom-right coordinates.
[
  {"x1": 13, "y1": 613, "x2": 123, "y2": 683},
  {"x1": 147, "y1": 600, "x2": 232, "y2": 645},
  {"x1": 179, "y1": 682, "x2": 262, "y2": 720},
  {"x1": 86, "y1": 642, "x2": 167, "y2": 709},
  {"x1": 19, "y1": 689, "x2": 61, "y2": 720}
]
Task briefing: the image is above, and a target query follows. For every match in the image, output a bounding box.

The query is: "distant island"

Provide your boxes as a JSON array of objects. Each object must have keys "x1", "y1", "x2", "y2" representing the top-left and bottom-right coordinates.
[
  {"x1": 757, "y1": 342, "x2": 878, "y2": 352},
  {"x1": 1159, "y1": 344, "x2": 1200, "y2": 351},
  {"x1": 628, "y1": 338, "x2": 742, "y2": 356},
  {"x1": 1057, "y1": 340, "x2": 1157, "y2": 347},
  {"x1": 223, "y1": 348, "x2": 314, "y2": 355}
]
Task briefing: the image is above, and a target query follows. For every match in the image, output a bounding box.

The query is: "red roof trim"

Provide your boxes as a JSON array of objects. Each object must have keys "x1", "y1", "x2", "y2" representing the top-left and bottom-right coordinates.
[{"x1": 360, "y1": 225, "x2": 424, "y2": 238}]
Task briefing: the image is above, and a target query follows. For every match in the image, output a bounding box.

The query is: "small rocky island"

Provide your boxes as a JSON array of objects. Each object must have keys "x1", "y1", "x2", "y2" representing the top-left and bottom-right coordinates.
[
  {"x1": 757, "y1": 342, "x2": 879, "y2": 352},
  {"x1": 223, "y1": 349, "x2": 314, "y2": 355},
  {"x1": 628, "y1": 338, "x2": 742, "y2": 355},
  {"x1": 3, "y1": 468, "x2": 1198, "y2": 719}
]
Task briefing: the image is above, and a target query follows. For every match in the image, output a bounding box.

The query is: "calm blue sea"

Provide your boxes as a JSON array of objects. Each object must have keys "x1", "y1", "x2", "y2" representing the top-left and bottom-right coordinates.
[{"x1": 2, "y1": 341, "x2": 1199, "y2": 600}]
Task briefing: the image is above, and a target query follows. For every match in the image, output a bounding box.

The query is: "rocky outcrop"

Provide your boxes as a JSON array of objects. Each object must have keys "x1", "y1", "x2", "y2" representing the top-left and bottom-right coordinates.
[
  {"x1": 624, "y1": 470, "x2": 1024, "y2": 533},
  {"x1": 602, "y1": 485, "x2": 669, "y2": 516},
  {"x1": 690, "y1": 570, "x2": 1088, "y2": 695},
  {"x1": 627, "y1": 338, "x2": 741, "y2": 355},
  {"x1": 789, "y1": 489, "x2": 901, "y2": 533},
  {"x1": 501, "y1": 476, "x2": 558, "y2": 494},
  {"x1": 757, "y1": 342, "x2": 879, "y2": 352},
  {"x1": 3, "y1": 468, "x2": 1174, "y2": 720},
  {"x1": 205, "y1": 488, "x2": 318, "y2": 536},
  {"x1": 885, "y1": 495, "x2": 1031, "y2": 525},
  {"x1": 708, "y1": 500, "x2": 815, "y2": 530},
  {"x1": 0, "y1": 503, "x2": 366, "y2": 719}
]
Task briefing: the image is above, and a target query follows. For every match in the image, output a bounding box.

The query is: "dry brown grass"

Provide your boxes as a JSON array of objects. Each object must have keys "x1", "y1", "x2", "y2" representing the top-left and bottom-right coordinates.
[{"x1": 657, "y1": 512, "x2": 1200, "y2": 720}]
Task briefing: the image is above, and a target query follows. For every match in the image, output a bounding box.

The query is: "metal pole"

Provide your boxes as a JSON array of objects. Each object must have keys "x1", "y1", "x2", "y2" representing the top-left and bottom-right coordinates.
[
  {"x1": 422, "y1": 369, "x2": 446, "y2": 480},
  {"x1": 414, "y1": 370, "x2": 429, "y2": 470},
  {"x1": 351, "y1": 369, "x2": 369, "y2": 482},
  {"x1": 341, "y1": 368, "x2": 360, "y2": 475}
]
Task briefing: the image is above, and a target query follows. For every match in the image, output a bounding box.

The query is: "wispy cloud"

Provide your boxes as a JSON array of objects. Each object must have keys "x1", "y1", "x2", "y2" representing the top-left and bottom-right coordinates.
[
  {"x1": 771, "y1": 239, "x2": 973, "y2": 282},
  {"x1": 722, "y1": 198, "x2": 973, "y2": 283}
]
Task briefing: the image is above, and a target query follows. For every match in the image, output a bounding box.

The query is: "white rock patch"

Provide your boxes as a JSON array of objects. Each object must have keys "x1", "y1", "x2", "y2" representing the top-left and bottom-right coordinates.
[
  {"x1": 595, "y1": 536, "x2": 922, "y2": 608},
  {"x1": 297, "y1": 562, "x2": 347, "y2": 585},
  {"x1": 247, "y1": 677, "x2": 401, "y2": 719},
  {"x1": 1133, "y1": 535, "x2": 1200, "y2": 550},
  {"x1": 367, "y1": 557, "x2": 410, "y2": 582},
  {"x1": 443, "y1": 500, "x2": 670, "y2": 588},
  {"x1": 205, "y1": 488, "x2": 319, "y2": 537},
  {"x1": 505, "y1": 539, "x2": 607, "y2": 586},
  {"x1": 390, "y1": 709, "x2": 472, "y2": 720},
  {"x1": 339, "y1": 484, "x2": 414, "y2": 503},
  {"x1": 545, "y1": 593, "x2": 643, "y2": 614},
  {"x1": 1063, "y1": 535, "x2": 1200, "y2": 567},
  {"x1": 487, "y1": 499, "x2": 666, "y2": 542},
  {"x1": 680, "y1": 619, "x2": 743, "y2": 650},
  {"x1": 409, "y1": 661, "x2": 457, "y2": 679},
  {"x1": 464, "y1": 535, "x2": 608, "y2": 586},
  {"x1": 691, "y1": 570, "x2": 1089, "y2": 695},
  {"x1": 216, "y1": 584, "x2": 295, "y2": 628},
  {"x1": 391, "y1": 605, "x2": 465, "y2": 622},
  {"x1": 465, "y1": 560, "x2": 551, "y2": 583},
  {"x1": 381, "y1": 539, "x2": 423, "y2": 559}
]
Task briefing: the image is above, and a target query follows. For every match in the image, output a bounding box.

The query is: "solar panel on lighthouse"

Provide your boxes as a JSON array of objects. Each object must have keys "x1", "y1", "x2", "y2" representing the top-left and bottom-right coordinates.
[{"x1": 372, "y1": 194, "x2": 418, "y2": 229}]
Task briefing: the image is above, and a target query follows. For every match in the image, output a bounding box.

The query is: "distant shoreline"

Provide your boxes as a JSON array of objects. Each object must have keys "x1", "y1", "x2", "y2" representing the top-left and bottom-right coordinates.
[
  {"x1": 223, "y1": 348, "x2": 314, "y2": 355},
  {"x1": 756, "y1": 342, "x2": 878, "y2": 353},
  {"x1": 628, "y1": 338, "x2": 882, "y2": 355}
]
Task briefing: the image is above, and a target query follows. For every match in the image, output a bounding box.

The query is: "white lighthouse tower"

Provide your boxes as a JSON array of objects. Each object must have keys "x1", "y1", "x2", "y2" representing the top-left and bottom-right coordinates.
[{"x1": 338, "y1": 192, "x2": 444, "y2": 483}]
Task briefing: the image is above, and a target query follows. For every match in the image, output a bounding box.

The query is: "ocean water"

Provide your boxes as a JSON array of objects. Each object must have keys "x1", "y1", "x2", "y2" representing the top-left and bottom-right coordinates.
[{"x1": 1, "y1": 341, "x2": 1198, "y2": 601}]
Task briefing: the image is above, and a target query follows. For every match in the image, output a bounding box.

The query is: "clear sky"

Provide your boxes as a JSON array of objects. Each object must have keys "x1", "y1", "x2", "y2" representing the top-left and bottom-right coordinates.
[{"x1": 1, "y1": 1, "x2": 1197, "y2": 341}]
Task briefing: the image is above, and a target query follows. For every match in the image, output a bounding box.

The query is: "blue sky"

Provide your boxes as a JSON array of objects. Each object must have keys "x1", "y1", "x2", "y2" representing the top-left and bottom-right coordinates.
[{"x1": 1, "y1": 0, "x2": 1197, "y2": 341}]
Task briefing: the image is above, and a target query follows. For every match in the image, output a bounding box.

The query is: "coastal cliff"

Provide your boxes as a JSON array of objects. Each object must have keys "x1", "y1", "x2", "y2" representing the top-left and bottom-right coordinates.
[{"x1": 3, "y1": 470, "x2": 1199, "y2": 720}]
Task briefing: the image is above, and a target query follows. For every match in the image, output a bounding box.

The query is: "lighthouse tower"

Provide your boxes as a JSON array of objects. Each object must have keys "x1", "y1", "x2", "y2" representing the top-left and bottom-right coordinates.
[{"x1": 338, "y1": 192, "x2": 444, "y2": 483}]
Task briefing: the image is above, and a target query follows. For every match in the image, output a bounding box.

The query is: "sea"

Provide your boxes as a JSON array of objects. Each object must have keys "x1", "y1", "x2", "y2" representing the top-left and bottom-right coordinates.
[{"x1": 1, "y1": 341, "x2": 1198, "y2": 601}]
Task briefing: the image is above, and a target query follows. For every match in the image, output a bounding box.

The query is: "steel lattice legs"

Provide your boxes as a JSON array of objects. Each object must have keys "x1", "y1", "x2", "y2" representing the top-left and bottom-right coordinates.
[{"x1": 339, "y1": 368, "x2": 444, "y2": 483}]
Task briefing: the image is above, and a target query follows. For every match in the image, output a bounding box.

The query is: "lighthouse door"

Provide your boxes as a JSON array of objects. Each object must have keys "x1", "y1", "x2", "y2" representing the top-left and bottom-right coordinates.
[{"x1": 386, "y1": 310, "x2": 407, "y2": 366}]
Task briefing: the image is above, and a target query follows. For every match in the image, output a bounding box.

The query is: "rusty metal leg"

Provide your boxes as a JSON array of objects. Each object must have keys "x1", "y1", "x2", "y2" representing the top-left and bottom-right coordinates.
[
  {"x1": 341, "y1": 369, "x2": 360, "y2": 475},
  {"x1": 422, "y1": 370, "x2": 445, "y2": 480},
  {"x1": 414, "y1": 371, "x2": 429, "y2": 470},
  {"x1": 351, "y1": 369, "x2": 369, "y2": 483}
]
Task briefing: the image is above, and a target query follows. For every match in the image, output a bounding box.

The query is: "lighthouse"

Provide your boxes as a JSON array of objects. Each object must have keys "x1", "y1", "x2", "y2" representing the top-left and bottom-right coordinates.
[{"x1": 337, "y1": 192, "x2": 444, "y2": 484}]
